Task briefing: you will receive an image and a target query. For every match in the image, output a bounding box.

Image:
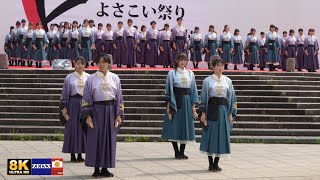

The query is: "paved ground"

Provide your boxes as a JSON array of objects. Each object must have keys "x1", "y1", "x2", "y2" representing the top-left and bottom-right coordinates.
[{"x1": 0, "y1": 141, "x2": 319, "y2": 180}]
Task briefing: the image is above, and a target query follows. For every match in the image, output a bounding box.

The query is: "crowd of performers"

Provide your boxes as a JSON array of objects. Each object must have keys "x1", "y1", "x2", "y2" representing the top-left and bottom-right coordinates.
[
  {"x1": 4, "y1": 18, "x2": 319, "y2": 72},
  {"x1": 60, "y1": 52, "x2": 236, "y2": 177}
]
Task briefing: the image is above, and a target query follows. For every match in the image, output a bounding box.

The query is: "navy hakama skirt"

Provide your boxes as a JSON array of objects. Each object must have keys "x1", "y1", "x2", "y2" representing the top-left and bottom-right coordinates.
[
  {"x1": 85, "y1": 103, "x2": 118, "y2": 168},
  {"x1": 62, "y1": 96, "x2": 86, "y2": 153},
  {"x1": 158, "y1": 41, "x2": 172, "y2": 65},
  {"x1": 304, "y1": 45, "x2": 319, "y2": 70},
  {"x1": 296, "y1": 45, "x2": 304, "y2": 69},
  {"x1": 123, "y1": 37, "x2": 136, "y2": 66},
  {"x1": 137, "y1": 41, "x2": 147, "y2": 64},
  {"x1": 146, "y1": 41, "x2": 158, "y2": 66},
  {"x1": 113, "y1": 39, "x2": 124, "y2": 65}
]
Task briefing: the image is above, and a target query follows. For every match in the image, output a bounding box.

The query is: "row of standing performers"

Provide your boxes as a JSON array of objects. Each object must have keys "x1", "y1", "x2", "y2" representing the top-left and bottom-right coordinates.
[
  {"x1": 187, "y1": 25, "x2": 319, "y2": 72},
  {"x1": 4, "y1": 18, "x2": 191, "y2": 68},
  {"x1": 60, "y1": 53, "x2": 237, "y2": 177}
]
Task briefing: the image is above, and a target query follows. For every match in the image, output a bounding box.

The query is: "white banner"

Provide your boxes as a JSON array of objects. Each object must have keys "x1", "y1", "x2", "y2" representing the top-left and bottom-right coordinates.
[{"x1": 1, "y1": 0, "x2": 320, "y2": 54}]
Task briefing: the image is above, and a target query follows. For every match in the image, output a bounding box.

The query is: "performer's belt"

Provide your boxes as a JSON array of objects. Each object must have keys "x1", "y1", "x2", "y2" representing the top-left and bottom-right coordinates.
[
  {"x1": 250, "y1": 42, "x2": 257, "y2": 46},
  {"x1": 116, "y1": 36, "x2": 123, "y2": 40},
  {"x1": 288, "y1": 45, "x2": 296, "y2": 47},
  {"x1": 298, "y1": 44, "x2": 304, "y2": 47},
  {"x1": 207, "y1": 97, "x2": 228, "y2": 121},
  {"x1": 163, "y1": 40, "x2": 170, "y2": 42},
  {"x1": 308, "y1": 44, "x2": 314, "y2": 47},
  {"x1": 70, "y1": 94, "x2": 82, "y2": 98},
  {"x1": 35, "y1": 38, "x2": 44, "y2": 49},
  {"x1": 176, "y1": 36, "x2": 184, "y2": 40},
  {"x1": 149, "y1": 39, "x2": 157, "y2": 42},
  {"x1": 140, "y1": 40, "x2": 146, "y2": 43},
  {"x1": 105, "y1": 40, "x2": 113, "y2": 42},
  {"x1": 94, "y1": 100, "x2": 115, "y2": 106},
  {"x1": 208, "y1": 40, "x2": 217, "y2": 43},
  {"x1": 222, "y1": 41, "x2": 230, "y2": 45},
  {"x1": 260, "y1": 46, "x2": 266, "y2": 48},
  {"x1": 81, "y1": 37, "x2": 89, "y2": 48},
  {"x1": 268, "y1": 40, "x2": 275, "y2": 49},
  {"x1": 61, "y1": 37, "x2": 68, "y2": 47},
  {"x1": 126, "y1": 36, "x2": 134, "y2": 39},
  {"x1": 173, "y1": 87, "x2": 191, "y2": 109},
  {"x1": 26, "y1": 38, "x2": 32, "y2": 45},
  {"x1": 194, "y1": 41, "x2": 201, "y2": 50},
  {"x1": 234, "y1": 42, "x2": 240, "y2": 46},
  {"x1": 96, "y1": 39, "x2": 102, "y2": 42}
]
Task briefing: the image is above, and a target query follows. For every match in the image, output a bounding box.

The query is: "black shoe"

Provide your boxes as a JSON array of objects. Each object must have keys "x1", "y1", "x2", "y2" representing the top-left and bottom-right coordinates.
[
  {"x1": 133, "y1": 65, "x2": 137, "y2": 67},
  {"x1": 92, "y1": 171, "x2": 100, "y2": 177},
  {"x1": 127, "y1": 65, "x2": 132, "y2": 68},
  {"x1": 77, "y1": 156, "x2": 85, "y2": 163},
  {"x1": 308, "y1": 69, "x2": 312, "y2": 72},
  {"x1": 175, "y1": 152, "x2": 183, "y2": 160},
  {"x1": 282, "y1": 69, "x2": 286, "y2": 71},
  {"x1": 298, "y1": 69, "x2": 302, "y2": 71},
  {"x1": 86, "y1": 63, "x2": 89, "y2": 68},
  {"x1": 100, "y1": 168, "x2": 114, "y2": 177},
  {"x1": 71, "y1": 154, "x2": 77, "y2": 162},
  {"x1": 91, "y1": 62, "x2": 95, "y2": 66},
  {"x1": 180, "y1": 153, "x2": 188, "y2": 159},
  {"x1": 260, "y1": 67, "x2": 264, "y2": 71},
  {"x1": 209, "y1": 165, "x2": 217, "y2": 172},
  {"x1": 214, "y1": 165, "x2": 222, "y2": 172}
]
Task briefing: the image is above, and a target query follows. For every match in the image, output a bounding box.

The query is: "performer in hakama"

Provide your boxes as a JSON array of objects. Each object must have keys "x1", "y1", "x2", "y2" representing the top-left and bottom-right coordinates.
[
  {"x1": 68, "y1": 21, "x2": 80, "y2": 67},
  {"x1": 258, "y1": 32, "x2": 267, "y2": 70},
  {"x1": 245, "y1": 28, "x2": 259, "y2": 70},
  {"x1": 218, "y1": 25, "x2": 234, "y2": 70},
  {"x1": 93, "y1": 23, "x2": 104, "y2": 61},
  {"x1": 79, "y1": 19, "x2": 95, "y2": 67},
  {"x1": 146, "y1": 21, "x2": 159, "y2": 67},
  {"x1": 280, "y1": 31, "x2": 288, "y2": 71},
  {"x1": 16, "y1": 19, "x2": 28, "y2": 66},
  {"x1": 190, "y1": 27, "x2": 204, "y2": 69},
  {"x1": 285, "y1": 30, "x2": 297, "y2": 70},
  {"x1": 46, "y1": 24, "x2": 58, "y2": 66},
  {"x1": 265, "y1": 24, "x2": 280, "y2": 71},
  {"x1": 304, "y1": 29, "x2": 319, "y2": 72},
  {"x1": 296, "y1": 29, "x2": 305, "y2": 71},
  {"x1": 136, "y1": 25, "x2": 147, "y2": 67},
  {"x1": 204, "y1": 25, "x2": 219, "y2": 69},
  {"x1": 59, "y1": 22, "x2": 70, "y2": 59},
  {"x1": 32, "y1": 22, "x2": 48, "y2": 68},
  {"x1": 113, "y1": 22, "x2": 124, "y2": 67},
  {"x1": 161, "y1": 53, "x2": 199, "y2": 160},
  {"x1": 199, "y1": 57, "x2": 237, "y2": 172},
  {"x1": 22, "y1": 23, "x2": 34, "y2": 67},
  {"x1": 60, "y1": 56, "x2": 88, "y2": 163},
  {"x1": 11, "y1": 21, "x2": 21, "y2": 66},
  {"x1": 171, "y1": 17, "x2": 188, "y2": 60},
  {"x1": 5, "y1": 26, "x2": 15, "y2": 66},
  {"x1": 123, "y1": 19, "x2": 137, "y2": 68},
  {"x1": 232, "y1": 29, "x2": 243, "y2": 70},
  {"x1": 158, "y1": 24, "x2": 172, "y2": 68},
  {"x1": 81, "y1": 53, "x2": 124, "y2": 177},
  {"x1": 102, "y1": 24, "x2": 114, "y2": 56},
  {"x1": 54, "y1": 25, "x2": 63, "y2": 60}
]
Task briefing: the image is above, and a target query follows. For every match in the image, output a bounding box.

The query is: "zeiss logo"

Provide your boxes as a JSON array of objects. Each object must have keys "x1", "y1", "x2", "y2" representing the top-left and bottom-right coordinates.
[
  {"x1": 22, "y1": 0, "x2": 88, "y2": 31},
  {"x1": 32, "y1": 164, "x2": 51, "y2": 169},
  {"x1": 31, "y1": 159, "x2": 52, "y2": 175}
]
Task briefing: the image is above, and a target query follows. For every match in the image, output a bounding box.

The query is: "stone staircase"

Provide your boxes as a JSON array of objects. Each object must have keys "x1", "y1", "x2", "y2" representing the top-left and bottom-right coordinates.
[{"x1": 0, "y1": 69, "x2": 319, "y2": 143}]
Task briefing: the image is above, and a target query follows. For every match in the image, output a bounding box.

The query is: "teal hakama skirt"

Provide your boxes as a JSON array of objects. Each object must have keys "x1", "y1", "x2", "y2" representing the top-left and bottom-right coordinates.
[
  {"x1": 161, "y1": 95, "x2": 195, "y2": 143},
  {"x1": 200, "y1": 105, "x2": 231, "y2": 156}
]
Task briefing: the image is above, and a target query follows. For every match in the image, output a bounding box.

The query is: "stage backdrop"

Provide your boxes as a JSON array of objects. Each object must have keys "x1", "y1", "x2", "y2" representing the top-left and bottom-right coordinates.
[{"x1": 1, "y1": 0, "x2": 320, "y2": 54}]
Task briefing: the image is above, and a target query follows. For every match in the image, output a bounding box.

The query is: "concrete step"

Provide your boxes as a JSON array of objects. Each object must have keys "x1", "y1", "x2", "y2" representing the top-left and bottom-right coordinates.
[
  {"x1": 1, "y1": 88, "x2": 320, "y2": 98},
  {"x1": 1, "y1": 106, "x2": 320, "y2": 115},
  {"x1": 1, "y1": 125, "x2": 320, "y2": 137},
  {"x1": 1, "y1": 100, "x2": 319, "y2": 109},
  {"x1": 2, "y1": 118, "x2": 319, "y2": 129}
]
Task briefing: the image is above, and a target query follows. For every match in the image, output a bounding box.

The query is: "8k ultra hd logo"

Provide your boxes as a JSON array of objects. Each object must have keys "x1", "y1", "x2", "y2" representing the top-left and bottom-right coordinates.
[
  {"x1": 22, "y1": 0, "x2": 88, "y2": 31},
  {"x1": 7, "y1": 158, "x2": 64, "y2": 175}
]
